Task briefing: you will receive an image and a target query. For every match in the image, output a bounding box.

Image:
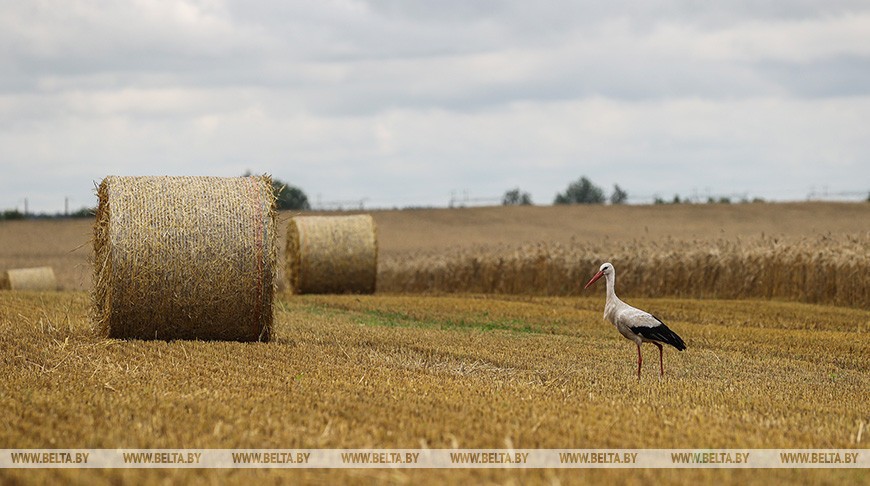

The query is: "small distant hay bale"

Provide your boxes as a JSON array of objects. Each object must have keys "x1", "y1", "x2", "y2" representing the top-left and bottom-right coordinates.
[
  {"x1": 286, "y1": 215, "x2": 378, "y2": 294},
  {"x1": 0, "y1": 267, "x2": 57, "y2": 291},
  {"x1": 93, "y1": 176, "x2": 277, "y2": 341}
]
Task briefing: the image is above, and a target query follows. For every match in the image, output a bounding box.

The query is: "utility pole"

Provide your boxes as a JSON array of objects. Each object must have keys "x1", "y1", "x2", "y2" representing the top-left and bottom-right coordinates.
[{"x1": 65, "y1": 197, "x2": 69, "y2": 217}]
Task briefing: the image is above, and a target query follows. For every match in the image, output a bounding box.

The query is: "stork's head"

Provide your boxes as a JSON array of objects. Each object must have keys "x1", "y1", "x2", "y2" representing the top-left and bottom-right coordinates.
[{"x1": 584, "y1": 262, "x2": 613, "y2": 289}]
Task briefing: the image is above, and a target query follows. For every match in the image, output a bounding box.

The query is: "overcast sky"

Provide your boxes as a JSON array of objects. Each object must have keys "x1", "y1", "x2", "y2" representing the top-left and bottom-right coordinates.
[{"x1": 2, "y1": 1, "x2": 870, "y2": 212}]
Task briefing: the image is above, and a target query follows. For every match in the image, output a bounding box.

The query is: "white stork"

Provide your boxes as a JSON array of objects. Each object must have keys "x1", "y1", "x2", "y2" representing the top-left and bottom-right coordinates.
[{"x1": 584, "y1": 262, "x2": 686, "y2": 379}]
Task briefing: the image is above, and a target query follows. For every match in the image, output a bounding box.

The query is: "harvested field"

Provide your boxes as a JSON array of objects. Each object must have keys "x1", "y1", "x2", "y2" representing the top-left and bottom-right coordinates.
[
  {"x1": 0, "y1": 219, "x2": 92, "y2": 291},
  {"x1": 1, "y1": 202, "x2": 867, "y2": 483},
  {"x1": 372, "y1": 203, "x2": 870, "y2": 308},
  {"x1": 1, "y1": 291, "x2": 868, "y2": 484},
  {"x1": 1, "y1": 202, "x2": 867, "y2": 299},
  {"x1": 1, "y1": 202, "x2": 867, "y2": 303},
  {"x1": 370, "y1": 201, "x2": 870, "y2": 254}
]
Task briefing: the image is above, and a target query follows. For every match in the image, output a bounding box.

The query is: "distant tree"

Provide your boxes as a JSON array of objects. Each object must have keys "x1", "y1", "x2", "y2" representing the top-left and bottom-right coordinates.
[
  {"x1": 718, "y1": 197, "x2": 731, "y2": 204},
  {"x1": 672, "y1": 194, "x2": 681, "y2": 204},
  {"x1": 0, "y1": 209, "x2": 24, "y2": 220},
  {"x1": 274, "y1": 181, "x2": 311, "y2": 210},
  {"x1": 502, "y1": 188, "x2": 532, "y2": 206},
  {"x1": 609, "y1": 184, "x2": 628, "y2": 205},
  {"x1": 244, "y1": 172, "x2": 311, "y2": 210},
  {"x1": 654, "y1": 196, "x2": 666, "y2": 205},
  {"x1": 554, "y1": 176, "x2": 605, "y2": 205},
  {"x1": 70, "y1": 207, "x2": 94, "y2": 218}
]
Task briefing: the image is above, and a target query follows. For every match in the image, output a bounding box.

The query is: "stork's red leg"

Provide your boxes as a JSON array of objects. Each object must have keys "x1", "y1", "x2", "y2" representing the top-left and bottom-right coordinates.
[
  {"x1": 654, "y1": 342, "x2": 664, "y2": 377},
  {"x1": 636, "y1": 343, "x2": 642, "y2": 379}
]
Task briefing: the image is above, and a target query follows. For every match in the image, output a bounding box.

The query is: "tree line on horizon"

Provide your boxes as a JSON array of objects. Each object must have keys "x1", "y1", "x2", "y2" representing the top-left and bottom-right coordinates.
[
  {"x1": 3, "y1": 175, "x2": 868, "y2": 220},
  {"x1": 272, "y1": 175, "x2": 870, "y2": 209},
  {"x1": 273, "y1": 174, "x2": 629, "y2": 210}
]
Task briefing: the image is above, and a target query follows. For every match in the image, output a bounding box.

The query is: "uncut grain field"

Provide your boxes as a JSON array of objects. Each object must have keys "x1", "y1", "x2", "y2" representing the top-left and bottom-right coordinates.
[{"x1": 1, "y1": 202, "x2": 869, "y2": 485}]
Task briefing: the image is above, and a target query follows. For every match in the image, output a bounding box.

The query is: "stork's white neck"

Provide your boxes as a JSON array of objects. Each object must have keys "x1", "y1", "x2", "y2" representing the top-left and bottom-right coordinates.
[
  {"x1": 605, "y1": 271, "x2": 617, "y2": 301},
  {"x1": 603, "y1": 270, "x2": 622, "y2": 321}
]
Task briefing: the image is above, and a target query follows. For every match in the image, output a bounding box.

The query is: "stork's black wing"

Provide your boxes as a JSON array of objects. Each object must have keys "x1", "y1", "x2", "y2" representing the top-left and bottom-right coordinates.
[{"x1": 630, "y1": 316, "x2": 687, "y2": 351}]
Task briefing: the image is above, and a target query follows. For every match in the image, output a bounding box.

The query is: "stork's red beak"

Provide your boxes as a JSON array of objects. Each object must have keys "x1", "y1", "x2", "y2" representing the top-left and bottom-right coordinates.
[{"x1": 584, "y1": 270, "x2": 604, "y2": 289}]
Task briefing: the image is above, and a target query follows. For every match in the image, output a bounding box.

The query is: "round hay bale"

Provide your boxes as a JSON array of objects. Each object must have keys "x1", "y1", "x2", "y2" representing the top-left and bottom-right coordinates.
[
  {"x1": 93, "y1": 175, "x2": 277, "y2": 341},
  {"x1": 0, "y1": 266, "x2": 57, "y2": 291},
  {"x1": 286, "y1": 215, "x2": 377, "y2": 294}
]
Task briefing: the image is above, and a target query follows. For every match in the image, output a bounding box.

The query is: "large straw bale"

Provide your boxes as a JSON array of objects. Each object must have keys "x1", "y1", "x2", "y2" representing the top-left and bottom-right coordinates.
[
  {"x1": 0, "y1": 266, "x2": 57, "y2": 291},
  {"x1": 93, "y1": 176, "x2": 277, "y2": 341},
  {"x1": 286, "y1": 215, "x2": 377, "y2": 294}
]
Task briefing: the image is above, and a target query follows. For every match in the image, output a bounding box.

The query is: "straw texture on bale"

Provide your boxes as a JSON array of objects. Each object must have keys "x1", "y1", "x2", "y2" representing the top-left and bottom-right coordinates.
[
  {"x1": 93, "y1": 176, "x2": 277, "y2": 341},
  {"x1": 0, "y1": 266, "x2": 57, "y2": 291},
  {"x1": 286, "y1": 215, "x2": 378, "y2": 294}
]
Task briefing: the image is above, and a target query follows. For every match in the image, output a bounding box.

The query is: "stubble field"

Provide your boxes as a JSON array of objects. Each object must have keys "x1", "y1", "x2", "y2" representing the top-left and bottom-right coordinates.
[{"x1": 1, "y1": 202, "x2": 868, "y2": 485}]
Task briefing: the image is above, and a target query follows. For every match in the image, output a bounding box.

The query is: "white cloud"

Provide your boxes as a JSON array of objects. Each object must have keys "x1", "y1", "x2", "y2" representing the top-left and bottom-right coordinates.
[
  {"x1": 687, "y1": 12, "x2": 870, "y2": 63},
  {"x1": 1, "y1": 1, "x2": 870, "y2": 212}
]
